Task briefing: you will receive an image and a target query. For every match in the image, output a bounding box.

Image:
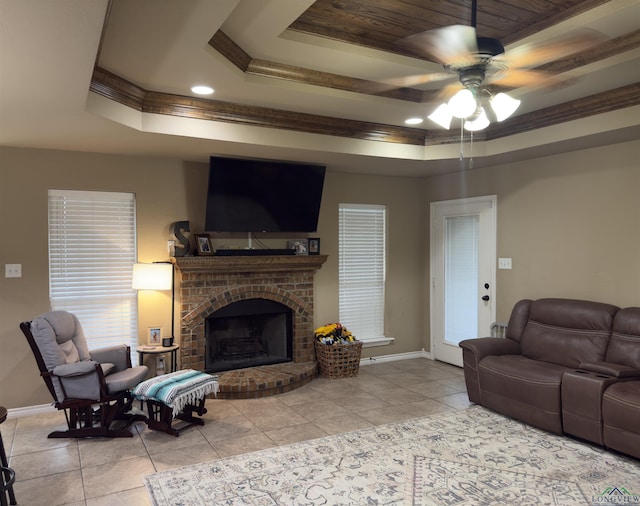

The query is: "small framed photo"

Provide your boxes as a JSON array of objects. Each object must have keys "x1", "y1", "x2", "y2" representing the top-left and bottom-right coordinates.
[
  {"x1": 195, "y1": 234, "x2": 214, "y2": 256},
  {"x1": 287, "y1": 240, "x2": 308, "y2": 255},
  {"x1": 308, "y1": 237, "x2": 320, "y2": 255},
  {"x1": 148, "y1": 327, "x2": 162, "y2": 346}
]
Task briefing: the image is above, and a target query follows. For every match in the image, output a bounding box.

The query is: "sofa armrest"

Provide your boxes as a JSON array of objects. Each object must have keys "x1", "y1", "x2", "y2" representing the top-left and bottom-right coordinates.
[
  {"x1": 90, "y1": 344, "x2": 130, "y2": 371},
  {"x1": 579, "y1": 361, "x2": 640, "y2": 379},
  {"x1": 459, "y1": 337, "x2": 521, "y2": 360},
  {"x1": 52, "y1": 361, "x2": 102, "y2": 401},
  {"x1": 459, "y1": 337, "x2": 521, "y2": 404}
]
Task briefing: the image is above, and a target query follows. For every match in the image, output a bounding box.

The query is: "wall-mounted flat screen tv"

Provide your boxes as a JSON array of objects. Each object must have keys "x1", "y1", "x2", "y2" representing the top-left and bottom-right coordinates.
[{"x1": 205, "y1": 156, "x2": 326, "y2": 233}]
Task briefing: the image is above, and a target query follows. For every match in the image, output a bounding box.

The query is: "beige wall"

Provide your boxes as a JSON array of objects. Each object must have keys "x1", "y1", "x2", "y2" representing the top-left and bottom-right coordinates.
[
  {"x1": 423, "y1": 139, "x2": 640, "y2": 326},
  {"x1": 1, "y1": 148, "x2": 190, "y2": 408},
  {"x1": 0, "y1": 147, "x2": 426, "y2": 409},
  {"x1": 2, "y1": 139, "x2": 638, "y2": 409}
]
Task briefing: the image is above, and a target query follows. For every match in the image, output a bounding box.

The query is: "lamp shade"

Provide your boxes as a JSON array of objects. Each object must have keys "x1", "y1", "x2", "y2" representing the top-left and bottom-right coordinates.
[
  {"x1": 464, "y1": 107, "x2": 490, "y2": 131},
  {"x1": 132, "y1": 263, "x2": 172, "y2": 290},
  {"x1": 489, "y1": 92, "x2": 521, "y2": 122},
  {"x1": 448, "y1": 89, "x2": 477, "y2": 119},
  {"x1": 428, "y1": 103, "x2": 453, "y2": 129}
]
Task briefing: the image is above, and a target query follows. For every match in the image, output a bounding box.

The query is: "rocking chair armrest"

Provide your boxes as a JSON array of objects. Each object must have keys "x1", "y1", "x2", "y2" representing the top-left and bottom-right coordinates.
[
  {"x1": 52, "y1": 361, "x2": 100, "y2": 378},
  {"x1": 90, "y1": 344, "x2": 130, "y2": 371}
]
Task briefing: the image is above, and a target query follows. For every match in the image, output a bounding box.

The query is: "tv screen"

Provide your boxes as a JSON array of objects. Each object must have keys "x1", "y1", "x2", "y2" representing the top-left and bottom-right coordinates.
[{"x1": 205, "y1": 156, "x2": 326, "y2": 233}]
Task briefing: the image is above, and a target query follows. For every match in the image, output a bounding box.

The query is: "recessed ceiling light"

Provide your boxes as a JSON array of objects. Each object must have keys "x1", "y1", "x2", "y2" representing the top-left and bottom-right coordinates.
[
  {"x1": 404, "y1": 117, "x2": 423, "y2": 125},
  {"x1": 191, "y1": 85, "x2": 214, "y2": 95}
]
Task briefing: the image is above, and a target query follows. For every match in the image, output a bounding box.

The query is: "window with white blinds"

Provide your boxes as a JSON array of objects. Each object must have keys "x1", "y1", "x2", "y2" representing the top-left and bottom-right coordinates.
[
  {"x1": 48, "y1": 190, "x2": 138, "y2": 361},
  {"x1": 338, "y1": 203, "x2": 386, "y2": 342}
]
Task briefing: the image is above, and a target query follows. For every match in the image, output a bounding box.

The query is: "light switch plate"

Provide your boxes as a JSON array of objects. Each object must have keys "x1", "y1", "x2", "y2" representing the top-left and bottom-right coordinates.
[
  {"x1": 5, "y1": 264, "x2": 22, "y2": 278},
  {"x1": 498, "y1": 258, "x2": 512, "y2": 270}
]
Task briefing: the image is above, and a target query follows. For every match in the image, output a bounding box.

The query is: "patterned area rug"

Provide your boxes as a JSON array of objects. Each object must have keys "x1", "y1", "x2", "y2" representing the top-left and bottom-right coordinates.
[{"x1": 144, "y1": 407, "x2": 640, "y2": 505}]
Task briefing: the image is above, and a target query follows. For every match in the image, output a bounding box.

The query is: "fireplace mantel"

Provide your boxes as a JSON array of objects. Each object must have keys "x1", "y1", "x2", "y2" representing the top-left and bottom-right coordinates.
[{"x1": 172, "y1": 254, "x2": 327, "y2": 273}]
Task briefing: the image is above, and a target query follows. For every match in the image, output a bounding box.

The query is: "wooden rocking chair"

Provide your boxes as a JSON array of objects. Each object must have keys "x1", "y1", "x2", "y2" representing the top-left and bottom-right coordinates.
[{"x1": 20, "y1": 311, "x2": 148, "y2": 438}]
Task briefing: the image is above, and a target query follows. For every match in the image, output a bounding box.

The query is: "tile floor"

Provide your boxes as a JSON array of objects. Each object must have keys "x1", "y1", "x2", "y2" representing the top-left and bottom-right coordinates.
[{"x1": 2, "y1": 358, "x2": 471, "y2": 505}]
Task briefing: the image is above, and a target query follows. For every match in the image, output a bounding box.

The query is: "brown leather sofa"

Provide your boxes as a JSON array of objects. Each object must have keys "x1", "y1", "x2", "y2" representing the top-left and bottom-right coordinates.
[{"x1": 460, "y1": 298, "x2": 640, "y2": 459}]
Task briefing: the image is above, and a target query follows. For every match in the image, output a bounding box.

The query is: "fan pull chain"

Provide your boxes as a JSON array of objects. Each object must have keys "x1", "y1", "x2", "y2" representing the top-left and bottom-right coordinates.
[
  {"x1": 469, "y1": 130, "x2": 474, "y2": 169},
  {"x1": 459, "y1": 121, "x2": 465, "y2": 162}
]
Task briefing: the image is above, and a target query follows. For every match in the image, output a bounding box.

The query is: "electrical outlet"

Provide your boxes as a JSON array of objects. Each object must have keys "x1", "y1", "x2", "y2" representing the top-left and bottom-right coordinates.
[{"x1": 5, "y1": 264, "x2": 22, "y2": 278}]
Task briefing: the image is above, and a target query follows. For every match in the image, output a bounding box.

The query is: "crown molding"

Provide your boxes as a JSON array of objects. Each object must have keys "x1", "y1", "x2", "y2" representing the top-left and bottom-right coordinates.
[{"x1": 90, "y1": 67, "x2": 639, "y2": 147}]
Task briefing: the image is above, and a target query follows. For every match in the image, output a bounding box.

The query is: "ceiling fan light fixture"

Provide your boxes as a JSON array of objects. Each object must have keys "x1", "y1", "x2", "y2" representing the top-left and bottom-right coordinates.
[
  {"x1": 448, "y1": 89, "x2": 477, "y2": 119},
  {"x1": 490, "y1": 92, "x2": 521, "y2": 122},
  {"x1": 427, "y1": 103, "x2": 453, "y2": 129},
  {"x1": 463, "y1": 107, "x2": 490, "y2": 131}
]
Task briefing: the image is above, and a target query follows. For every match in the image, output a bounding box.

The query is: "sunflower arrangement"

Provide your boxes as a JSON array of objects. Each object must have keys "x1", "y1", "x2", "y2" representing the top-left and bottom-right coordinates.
[{"x1": 314, "y1": 323, "x2": 357, "y2": 345}]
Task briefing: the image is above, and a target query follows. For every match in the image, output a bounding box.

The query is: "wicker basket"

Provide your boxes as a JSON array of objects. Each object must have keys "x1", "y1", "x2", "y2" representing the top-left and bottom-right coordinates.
[{"x1": 314, "y1": 340, "x2": 363, "y2": 379}]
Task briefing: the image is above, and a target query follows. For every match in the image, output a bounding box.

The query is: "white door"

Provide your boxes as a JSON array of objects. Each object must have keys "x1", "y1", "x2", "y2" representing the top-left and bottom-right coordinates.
[{"x1": 430, "y1": 196, "x2": 496, "y2": 367}]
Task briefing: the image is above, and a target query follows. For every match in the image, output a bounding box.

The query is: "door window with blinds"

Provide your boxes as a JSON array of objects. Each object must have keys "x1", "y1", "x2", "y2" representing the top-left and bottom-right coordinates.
[
  {"x1": 338, "y1": 203, "x2": 386, "y2": 343},
  {"x1": 48, "y1": 190, "x2": 138, "y2": 361}
]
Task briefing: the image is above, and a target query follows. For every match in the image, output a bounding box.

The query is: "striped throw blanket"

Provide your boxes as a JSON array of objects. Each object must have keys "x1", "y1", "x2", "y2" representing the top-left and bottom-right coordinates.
[{"x1": 133, "y1": 369, "x2": 219, "y2": 417}]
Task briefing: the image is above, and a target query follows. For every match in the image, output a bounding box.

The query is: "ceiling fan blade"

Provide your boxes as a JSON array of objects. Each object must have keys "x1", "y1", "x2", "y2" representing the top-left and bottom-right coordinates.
[
  {"x1": 383, "y1": 72, "x2": 454, "y2": 88},
  {"x1": 434, "y1": 82, "x2": 465, "y2": 102},
  {"x1": 398, "y1": 25, "x2": 478, "y2": 65},
  {"x1": 489, "y1": 69, "x2": 552, "y2": 87},
  {"x1": 490, "y1": 69, "x2": 572, "y2": 90},
  {"x1": 354, "y1": 71, "x2": 454, "y2": 95},
  {"x1": 499, "y1": 29, "x2": 605, "y2": 69}
]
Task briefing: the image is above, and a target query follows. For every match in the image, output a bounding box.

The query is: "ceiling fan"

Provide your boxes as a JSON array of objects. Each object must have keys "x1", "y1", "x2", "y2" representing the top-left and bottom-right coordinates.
[{"x1": 392, "y1": 0, "x2": 603, "y2": 130}]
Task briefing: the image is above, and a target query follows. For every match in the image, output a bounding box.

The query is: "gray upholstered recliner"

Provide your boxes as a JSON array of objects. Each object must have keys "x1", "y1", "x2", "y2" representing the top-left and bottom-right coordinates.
[{"x1": 20, "y1": 311, "x2": 148, "y2": 438}]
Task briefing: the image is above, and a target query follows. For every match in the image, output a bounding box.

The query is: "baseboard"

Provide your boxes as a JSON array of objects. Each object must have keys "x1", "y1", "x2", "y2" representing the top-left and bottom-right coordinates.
[
  {"x1": 7, "y1": 403, "x2": 57, "y2": 419},
  {"x1": 360, "y1": 348, "x2": 433, "y2": 366}
]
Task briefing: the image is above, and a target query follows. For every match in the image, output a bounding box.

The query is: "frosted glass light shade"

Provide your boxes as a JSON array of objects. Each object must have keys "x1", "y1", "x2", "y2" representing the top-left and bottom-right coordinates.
[
  {"x1": 490, "y1": 92, "x2": 521, "y2": 121},
  {"x1": 448, "y1": 89, "x2": 477, "y2": 119},
  {"x1": 464, "y1": 107, "x2": 490, "y2": 131},
  {"x1": 132, "y1": 263, "x2": 172, "y2": 290},
  {"x1": 428, "y1": 103, "x2": 453, "y2": 129}
]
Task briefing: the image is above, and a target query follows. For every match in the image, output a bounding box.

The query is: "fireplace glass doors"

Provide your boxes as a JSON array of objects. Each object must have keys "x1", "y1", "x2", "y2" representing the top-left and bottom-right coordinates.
[{"x1": 205, "y1": 298, "x2": 293, "y2": 373}]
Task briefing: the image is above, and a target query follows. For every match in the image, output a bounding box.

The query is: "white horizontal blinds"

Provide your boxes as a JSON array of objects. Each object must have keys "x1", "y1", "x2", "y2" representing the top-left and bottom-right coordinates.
[
  {"x1": 48, "y1": 190, "x2": 138, "y2": 360},
  {"x1": 339, "y1": 203, "x2": 386, "y2": 341},
  {"x1": 444, "y1": 215, "x2": 478, "y2": 345}
]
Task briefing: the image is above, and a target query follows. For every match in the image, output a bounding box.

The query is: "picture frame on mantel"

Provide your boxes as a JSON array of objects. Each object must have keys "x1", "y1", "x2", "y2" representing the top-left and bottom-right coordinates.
[
  {"x1": 195, "y1": 234, "x2": 214, "y2": 256},
  {"x1": 288, "y1": 240, "x2": 308, "y2": 255},
  {"x1": 308, "y1": 238, "x2": 320, "y2": 255}
]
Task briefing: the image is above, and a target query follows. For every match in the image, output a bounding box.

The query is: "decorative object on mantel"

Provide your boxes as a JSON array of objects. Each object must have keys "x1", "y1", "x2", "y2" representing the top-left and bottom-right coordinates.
[
  {"x1": 195, "y1": 234, "x2": 214, "y2": 256},
  {"x1": 314, "y1": 323, "x2": 362, "y2": 379},
  {"x1": 169, "y1": 221, "x2": 190, "y2": 257},
  {"x1": 287, "y1": 239, "x2": 308, "y2": 255},
  {"x1": 308, "y1": 237, "x2": 320, "y2": 255}
]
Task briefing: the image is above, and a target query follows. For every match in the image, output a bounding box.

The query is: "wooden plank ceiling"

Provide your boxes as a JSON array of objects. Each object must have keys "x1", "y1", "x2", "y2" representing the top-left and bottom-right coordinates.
[{"x1": 288, "y1": 0, "x2": 611, "y2": 58}]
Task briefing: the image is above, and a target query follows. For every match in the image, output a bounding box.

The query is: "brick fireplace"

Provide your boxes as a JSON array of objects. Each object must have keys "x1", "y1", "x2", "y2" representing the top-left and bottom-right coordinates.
[{"x1": 172, "y1": 255, "x2": 327, "y2": 398}]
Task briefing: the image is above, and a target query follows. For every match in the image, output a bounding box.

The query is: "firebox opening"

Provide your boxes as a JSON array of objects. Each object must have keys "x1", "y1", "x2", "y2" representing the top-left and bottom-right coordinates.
[{"x1": 205, "y1": 298, "x2": 293, "y2": 373}]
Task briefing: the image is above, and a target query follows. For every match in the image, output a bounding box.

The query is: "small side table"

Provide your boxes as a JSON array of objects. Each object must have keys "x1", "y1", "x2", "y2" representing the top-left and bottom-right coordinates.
[{"x1": 136, "y1": 344, "x2": 180, "y2": 374}]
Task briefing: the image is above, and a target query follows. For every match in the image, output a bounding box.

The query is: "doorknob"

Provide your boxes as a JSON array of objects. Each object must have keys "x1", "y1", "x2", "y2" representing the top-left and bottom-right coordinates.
[{"x1": 482, "y1": 295, "x2": 490, "y2": 301}]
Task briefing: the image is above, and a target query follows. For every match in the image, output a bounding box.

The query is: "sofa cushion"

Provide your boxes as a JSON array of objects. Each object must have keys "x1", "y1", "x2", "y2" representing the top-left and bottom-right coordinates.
[
  {"x1": 606, "y1": 307, "x2": 640, "y2": 369},
  {"x1": 519, "y1": 299, "x2": 618, "y2": 368},
  {"x1": 479, "y1": 355, "x2": 568, "y2": 414}
]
